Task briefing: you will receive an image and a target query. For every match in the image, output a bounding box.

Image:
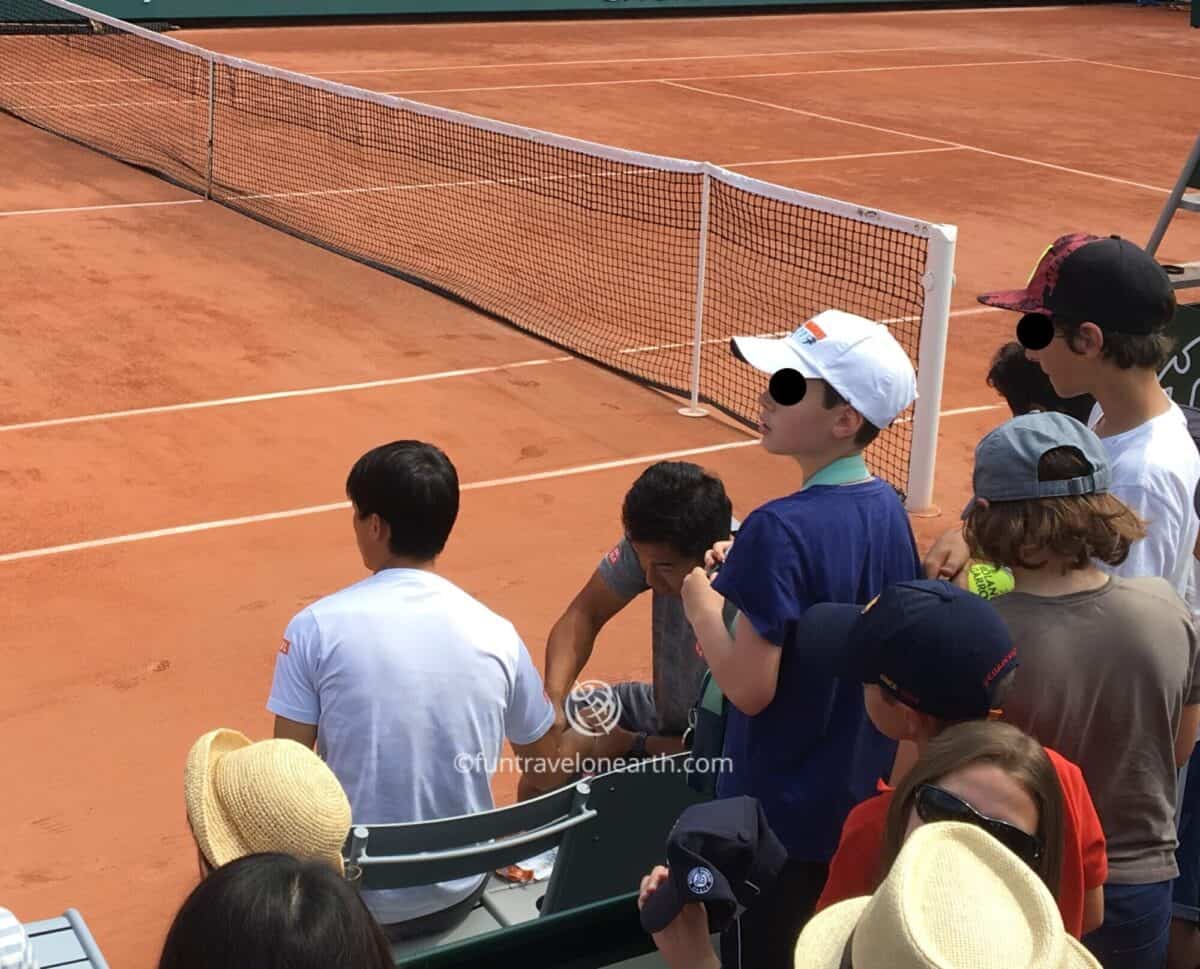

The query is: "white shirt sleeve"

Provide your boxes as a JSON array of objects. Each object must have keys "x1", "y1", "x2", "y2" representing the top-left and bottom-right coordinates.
[
  {"x1": 266, "y1": 609, "x2": 322, "y2": 725},
  {"x1": 505, "y1": 637, "x2": 555, "y2": 746},
  {"x1": 0, "y1": 909, "x2": 36, "y2": 969}
]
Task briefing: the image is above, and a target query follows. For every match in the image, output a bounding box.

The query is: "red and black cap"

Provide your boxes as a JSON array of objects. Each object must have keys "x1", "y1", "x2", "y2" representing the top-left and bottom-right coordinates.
[{"x1": 978, "y1": 233, "x2": 1175, "y2": 334}]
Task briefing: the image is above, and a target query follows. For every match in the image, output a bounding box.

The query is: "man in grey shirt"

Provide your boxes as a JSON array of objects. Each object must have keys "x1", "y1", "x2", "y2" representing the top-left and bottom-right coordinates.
[{"x1": 545, "y1": 461, "x2": 736, "y2": 761}]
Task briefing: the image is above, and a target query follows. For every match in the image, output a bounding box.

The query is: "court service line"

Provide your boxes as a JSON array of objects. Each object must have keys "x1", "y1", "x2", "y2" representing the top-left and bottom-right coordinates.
[
  {"x1": 663, "y1": 82, "x2": 1172, "y2": 195},
  {"x1": 0, "y1": 198, "x2": 203, "y2": 218},
  {"x1": 1063, "y1": 57, "x2": 1200, "y2": 82},
  {"x1": 0, "y1": 439, "x2": 764, "y2": 564},
  {"x1": 213, "y1": 4, "x2": 1070, "y2": 33},
  {"x1": 0, "y1": 397, "x2": 1005, "y2": 564},
  {"x1": 2, "y1": 307, "x2": 1003, "y2": 434},
  {"x1": 316, "y1": 44, "x2": 988, "y2": 76},
  {"x1": 385, "y1": 58, "x2": 1071, "y2": 95},
  {"x1": 0, "y1": 357, "x2": 573, "y2": 434},
  {"x1": 723, "y1": 147, "x2": 967, "y2": 168}
]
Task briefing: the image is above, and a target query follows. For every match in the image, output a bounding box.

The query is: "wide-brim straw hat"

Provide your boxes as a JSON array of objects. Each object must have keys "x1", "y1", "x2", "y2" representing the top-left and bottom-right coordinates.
[
  {"x1": 184, "y1": 728, "x2": 352, "y2": 875},
  {"x1": 794, "y1": 822, "x2": 1100, "y2": 969}
]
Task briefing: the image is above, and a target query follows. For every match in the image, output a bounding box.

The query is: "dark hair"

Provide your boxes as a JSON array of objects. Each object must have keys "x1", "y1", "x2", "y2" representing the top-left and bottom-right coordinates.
[
  {"x1": 1056, "y1": 317, "x2": 1177, "y2": 370},
  {"x1": 821, "y1": 383, "x2": 882, "y2": 447},
  {"x1": 882, "y1": 721, "x2": 1064, "y2": 901},
  {"x1": 621, "y1": 462, "x2": 732, "y2": 562},
  {"x1": 965, "y1": 446, "x2": 1146, "y2": 571},
  {"x1": 346, "y1": 441, "x2": 459, "y2": 561},
  {"x1": 158, "y1": 853, "x2": 393, "y2": 969},
  {"x1": 987, "y1": 342, "x2": 1096, "y2": 423}
]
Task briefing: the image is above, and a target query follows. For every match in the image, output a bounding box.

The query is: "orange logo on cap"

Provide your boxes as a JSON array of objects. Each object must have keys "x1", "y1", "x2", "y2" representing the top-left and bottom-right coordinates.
[{"x1": 803, "y1": 320, "x2": 827, "y2": 340}]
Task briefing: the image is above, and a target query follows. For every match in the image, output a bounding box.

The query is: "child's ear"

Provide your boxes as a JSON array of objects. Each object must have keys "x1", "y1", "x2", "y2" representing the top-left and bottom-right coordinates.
[{"x1": 833, "y1": 404, "x2": 864, "y2": 441}]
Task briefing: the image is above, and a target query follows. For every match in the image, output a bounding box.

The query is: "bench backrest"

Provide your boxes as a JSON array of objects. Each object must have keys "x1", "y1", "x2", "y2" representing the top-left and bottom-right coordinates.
[
  {"x1": 540, "y1": 752, "x2": 710, "y2": 915},
  {"x1": 346, "y1": 782, "x2": 595, "y2": 890}
]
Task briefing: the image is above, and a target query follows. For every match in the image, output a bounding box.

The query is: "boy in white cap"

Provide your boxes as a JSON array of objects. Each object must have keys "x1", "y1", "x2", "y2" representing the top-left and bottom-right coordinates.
[{"x1": 680, "y1": 308, "x2": 922, "y2": 968}]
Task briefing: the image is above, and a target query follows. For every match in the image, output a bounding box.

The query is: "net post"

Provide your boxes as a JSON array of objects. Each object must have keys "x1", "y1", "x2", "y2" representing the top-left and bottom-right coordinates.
[
  {"x1": 205, "y1": 58, "x2": 215, "y2": 200},
  {"x1": 905, "y1": 223, "x2": 957, "y2": 517},
  {"x1": 679, "y1": 171, "x2": 711, "y2": 419}
]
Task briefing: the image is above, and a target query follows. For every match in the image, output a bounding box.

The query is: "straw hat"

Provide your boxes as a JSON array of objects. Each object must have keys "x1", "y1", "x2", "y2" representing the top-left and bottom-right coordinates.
[
  {"x1": 184, "y1": 729, "x2": 352, "y2": 875},
  {"x1": 794, "y1": 822, "x2": 1100, "y2": 969}
]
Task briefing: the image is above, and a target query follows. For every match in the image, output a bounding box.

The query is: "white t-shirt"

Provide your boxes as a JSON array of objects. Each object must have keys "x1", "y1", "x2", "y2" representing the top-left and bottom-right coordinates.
[
  {"x1": 1090, "y1": 402, "x2": 1200, "y2": 615},
  {"x1": 268, "y1": 568, "x2": 555, "y2": 925}
]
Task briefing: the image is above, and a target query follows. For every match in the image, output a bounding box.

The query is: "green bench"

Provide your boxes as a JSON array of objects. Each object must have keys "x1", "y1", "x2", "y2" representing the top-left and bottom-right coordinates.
[{"x1": 343, "y1": 752, "x2": 709, "y2": 963}]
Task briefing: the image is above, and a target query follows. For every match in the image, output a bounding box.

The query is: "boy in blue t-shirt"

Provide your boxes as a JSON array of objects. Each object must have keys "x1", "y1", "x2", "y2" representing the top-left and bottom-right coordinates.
[{"x1": 681, "y1": 308, "x2": 922, "y2": 969}]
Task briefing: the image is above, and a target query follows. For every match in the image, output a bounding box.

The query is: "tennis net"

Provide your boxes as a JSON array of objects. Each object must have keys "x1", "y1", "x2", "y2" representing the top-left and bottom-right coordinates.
[{"x1": 0, "y1": 0, "x2": 956, "y2": 509}]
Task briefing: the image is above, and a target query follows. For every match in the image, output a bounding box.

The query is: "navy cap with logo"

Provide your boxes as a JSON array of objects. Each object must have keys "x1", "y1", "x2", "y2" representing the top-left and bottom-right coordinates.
[
  {"x1": 977, "y1": 232, "x2": 1176, "y2": 334},
  {"x1": 796, "y1": 580, "x2": 1018, "y2": 722},
  {"x1": 639, "y1": 796, "x2": 787, "y2": 935}
]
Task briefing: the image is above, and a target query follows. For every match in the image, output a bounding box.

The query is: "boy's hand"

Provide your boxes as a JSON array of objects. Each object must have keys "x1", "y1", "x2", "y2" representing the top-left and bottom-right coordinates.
[
  {"x1": 704, "y1": 539, "x2": 733, "y2": 571},
  {"x1": 922, "y1": 527, "x2": 970, "y2": 583},
  {"x1": 682, "y1": 567, "x2": 724, "y2": 624},
  {"x1": 638, "y1": 866, "x2": 720, "y2": 969}
]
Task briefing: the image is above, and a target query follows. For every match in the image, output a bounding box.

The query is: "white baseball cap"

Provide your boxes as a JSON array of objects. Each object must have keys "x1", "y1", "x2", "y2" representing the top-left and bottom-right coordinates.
[{"x1": 730, "y1": 309, "x2": 917, "y2": 429}]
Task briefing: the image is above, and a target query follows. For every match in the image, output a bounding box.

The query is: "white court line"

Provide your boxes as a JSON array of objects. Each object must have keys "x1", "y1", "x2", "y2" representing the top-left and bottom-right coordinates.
[
  {"x1": 0, "y1": 397, "x2": 1005, "y2": 565},
  {"x1": 385, "y1": 58, "x2": 1071, "y2": 95},
  {"x1": 0, "y1": 198, "x2": 203, "y2": 218},
  {"x1": 3, "y1": 307, "x2": 1003, "y2": 433},
  {"x1": 186, "y1": 5, "x2": 1071, "y2": 34},
  {"x1": 663, "y1": 82, "x2": 1172, "y2": 195},
  {"x1": 1070, "y1": 58, "x2": 1200, "y2": 82},
  {"x1": 724, "y1": 147, "x2": 966, "y2": 168},
  {"x1": 0, "y1": 357, "x2": 573, "y2": 434},
  {"x1": 315, "y1": 44, "x2": 988, "y2": 76},
  {"x1": 9, "y1": 56, "x2": 1067, "y2": 112},
  {"x1": 0, "y1": 439, "x2": 762, "y2": 564}
]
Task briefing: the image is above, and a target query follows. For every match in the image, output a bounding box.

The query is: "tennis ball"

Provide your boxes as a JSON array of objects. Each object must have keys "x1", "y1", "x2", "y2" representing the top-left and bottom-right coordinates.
[{"x1": 967, "y1": 563, "x2": 1015, "y2": 600}]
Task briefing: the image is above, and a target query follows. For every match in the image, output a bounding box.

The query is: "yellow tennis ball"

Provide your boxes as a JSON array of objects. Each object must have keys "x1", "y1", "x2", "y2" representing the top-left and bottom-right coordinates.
[{"x1": 967, "y1": 563, "x2": 1015, "y2": 599}]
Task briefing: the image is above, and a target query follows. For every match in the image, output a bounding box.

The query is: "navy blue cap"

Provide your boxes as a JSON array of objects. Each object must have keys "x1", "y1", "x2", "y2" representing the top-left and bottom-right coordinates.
[
  {"x1": 639, "y1": 796, "x2": 786, "y2": 935},
  {"x1": 797, "y1": 580, "x2": 1018, "y2": 721}
]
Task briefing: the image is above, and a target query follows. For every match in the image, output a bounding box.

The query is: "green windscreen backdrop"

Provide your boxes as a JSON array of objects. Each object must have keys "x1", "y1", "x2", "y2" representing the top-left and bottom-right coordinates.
[
  {"x1": 11, "y1": 0, "x2": 1049, "y2": 18},
  {"x1": 1160, "y1": 302, "x2": 1200, "y2": 407}
]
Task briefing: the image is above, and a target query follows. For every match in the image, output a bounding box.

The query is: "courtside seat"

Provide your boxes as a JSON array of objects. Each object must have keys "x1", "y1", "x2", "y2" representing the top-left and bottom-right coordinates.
[
  {"x1": 24, "y1": 909, "x2": 110, "y2": 969},
  {"x1": 393, "y1": 891, "x2": 669, "y2": 969},
  {"x1": 346, "y1": 752, "x2": 710, "y2": 962}
]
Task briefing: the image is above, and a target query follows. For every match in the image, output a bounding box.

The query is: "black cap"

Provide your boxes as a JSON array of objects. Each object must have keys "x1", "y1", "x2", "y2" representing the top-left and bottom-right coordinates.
[
  {"x1": 639, "y1": 797, "x2": 787, "y2": 935},
  {"x1": 796, "y1": 580, "x2": 1018, "y2": 722},
  {"x1": 978, "y1": 233, "x2": 1175, "y2": 333}
]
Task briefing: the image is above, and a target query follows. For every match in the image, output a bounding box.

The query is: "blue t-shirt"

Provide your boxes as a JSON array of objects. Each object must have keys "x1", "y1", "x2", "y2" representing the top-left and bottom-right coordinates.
[{"x1": 712, "y1": 477, "x2": 921, "y2": 862}]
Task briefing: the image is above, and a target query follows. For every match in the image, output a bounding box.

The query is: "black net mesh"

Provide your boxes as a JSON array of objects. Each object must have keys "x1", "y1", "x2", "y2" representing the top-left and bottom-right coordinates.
[
  {"x1": 702, "y1": 178, "x2": 928, "y2": 495},
  {"x1": 0, "y1": 0, "x2": 935, "y2": 499}
]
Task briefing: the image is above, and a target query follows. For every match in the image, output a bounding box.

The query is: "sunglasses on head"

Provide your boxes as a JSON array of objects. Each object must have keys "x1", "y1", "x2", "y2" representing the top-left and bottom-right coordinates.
[
  {"x1": 768, "y1": 368, "x2": 807, "y2": 406},
  {"x1": 914, "y1": 783, "x2": 1043, "y2": 867}
]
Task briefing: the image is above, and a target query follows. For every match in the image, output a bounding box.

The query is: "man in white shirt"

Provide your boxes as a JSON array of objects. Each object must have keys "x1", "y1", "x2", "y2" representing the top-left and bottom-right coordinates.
[{"x1": 268, "y1": 440, "x2": 562, "y2": 941}]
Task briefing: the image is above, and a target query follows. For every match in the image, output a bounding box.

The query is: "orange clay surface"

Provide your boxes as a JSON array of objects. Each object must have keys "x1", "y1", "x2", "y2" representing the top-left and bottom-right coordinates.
[{"x1": 2, "y1": 4, "x2": 1200, "y2": 966}]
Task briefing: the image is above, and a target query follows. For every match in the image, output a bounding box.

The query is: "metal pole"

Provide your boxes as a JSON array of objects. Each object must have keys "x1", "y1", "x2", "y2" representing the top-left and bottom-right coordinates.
[
  {"x1": 205, "y1": 58, "x2": 215, "y2": 200},
  {"x1": 679, "y1": 171, "x2": 711, "y2": 418},
  {"x1": 905, "y1": 223, "x2": 957, "y2": 517}
]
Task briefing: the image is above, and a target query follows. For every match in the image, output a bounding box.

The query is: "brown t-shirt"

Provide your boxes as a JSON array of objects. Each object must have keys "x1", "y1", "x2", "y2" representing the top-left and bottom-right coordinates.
[{"x1": 994, "y1": 575, "x2": 1200, "y2": 884}]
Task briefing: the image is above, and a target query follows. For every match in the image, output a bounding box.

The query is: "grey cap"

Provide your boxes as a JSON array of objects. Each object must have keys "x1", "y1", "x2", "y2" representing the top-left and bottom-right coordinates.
[{"x1": 967, "y1": 412, "x2": 1110, "y2": 512}]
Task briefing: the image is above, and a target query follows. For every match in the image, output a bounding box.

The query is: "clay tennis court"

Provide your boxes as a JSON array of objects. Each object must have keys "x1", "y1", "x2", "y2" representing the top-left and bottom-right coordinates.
[{"x1": 2, "y1": 2, "x2": 1199, "y2": 965}]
